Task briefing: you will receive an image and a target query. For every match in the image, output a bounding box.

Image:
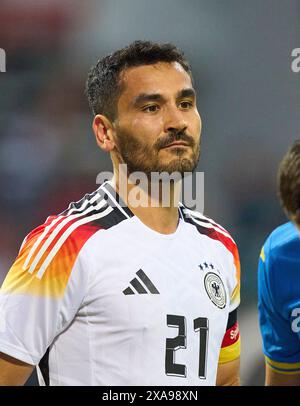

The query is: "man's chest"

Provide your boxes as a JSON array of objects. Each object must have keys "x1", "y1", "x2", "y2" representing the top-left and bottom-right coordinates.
[
  {"x1": 75, "y1": 231, "x2": 233, "y2": 383},
  {"x1": 82, "y1": 240, "x2": 231, "y2": 334}
]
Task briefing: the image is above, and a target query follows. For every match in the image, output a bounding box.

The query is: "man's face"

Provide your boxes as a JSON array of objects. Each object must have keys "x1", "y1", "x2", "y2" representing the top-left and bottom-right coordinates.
[{"x1": 113, "y1": 62, "x2": 202, "y2": 176}]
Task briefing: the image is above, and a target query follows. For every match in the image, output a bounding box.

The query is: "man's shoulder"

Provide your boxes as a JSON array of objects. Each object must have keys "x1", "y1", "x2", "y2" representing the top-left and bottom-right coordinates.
[
  {"x1": 22, "y1": 187, "x2": 110, "y2": 251},
  {"x1": 259, "y1": 223, "x2": 300, "y2": 315},
  {"x1": 17, "y1": 185, "x2": 125, "y2": 276},
  {"x1": 180, "y1": 205, "x2": 237, "y2": 244},
  {"x1": 22, "y1": 183, "x2": 128, "y2": 253},
  {"x1": 1, "y1": 185, "x2": 127, "y2": 296},
  {"x1": 264, "y1": 221, "x2": 300, "y2": 263},
  {"x1": 180, "y1": 205, "x2": 239, "y2": 262}
]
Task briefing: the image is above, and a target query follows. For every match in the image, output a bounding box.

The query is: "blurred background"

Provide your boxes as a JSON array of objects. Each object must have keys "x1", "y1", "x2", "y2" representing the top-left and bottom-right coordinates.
[{"x1": 0, "y1": 0, "x2": 299, "y2": 386}]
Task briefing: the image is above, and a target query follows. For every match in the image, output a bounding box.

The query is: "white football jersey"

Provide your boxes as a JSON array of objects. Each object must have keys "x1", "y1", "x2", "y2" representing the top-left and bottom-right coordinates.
[{"x1": 0, "y1": 181, "x2": 240, "y2": 386}]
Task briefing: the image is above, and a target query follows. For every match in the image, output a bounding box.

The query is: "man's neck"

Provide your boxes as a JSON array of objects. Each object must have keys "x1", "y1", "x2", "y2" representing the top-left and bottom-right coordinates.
[{"x1": 111, "y1": 173, "x2": 181, "y2": 235}]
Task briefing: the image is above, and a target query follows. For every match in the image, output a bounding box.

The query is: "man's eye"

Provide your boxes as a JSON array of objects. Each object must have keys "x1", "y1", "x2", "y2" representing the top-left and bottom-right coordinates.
[
  {"x1": 180, "y1": 101, "x2": 193, "y2": 109},
  {"x1": 142, "y1": 105, "x2": 159, "y2": 113}
]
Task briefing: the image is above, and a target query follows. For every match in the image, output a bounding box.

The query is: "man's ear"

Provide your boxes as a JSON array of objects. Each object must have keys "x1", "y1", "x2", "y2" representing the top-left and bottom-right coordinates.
[{"x1": 92, "y1": 114, "x2": 116, "y2": 152}]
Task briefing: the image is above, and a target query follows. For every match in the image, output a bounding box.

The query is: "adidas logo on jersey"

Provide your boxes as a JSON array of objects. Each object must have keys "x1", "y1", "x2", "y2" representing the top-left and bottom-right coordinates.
[{"x1": 123, "y1": 269, "x2": 160, "y2": 295}]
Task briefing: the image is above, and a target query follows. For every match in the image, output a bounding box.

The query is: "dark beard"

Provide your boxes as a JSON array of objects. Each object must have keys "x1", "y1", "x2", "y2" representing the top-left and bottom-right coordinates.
[{"x1": 115, "y1": 127, "x2": 200, "y2": 177}]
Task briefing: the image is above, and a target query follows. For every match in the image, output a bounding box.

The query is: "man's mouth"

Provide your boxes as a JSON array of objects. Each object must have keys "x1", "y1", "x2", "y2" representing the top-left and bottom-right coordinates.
[{"x1": 162, "y1": 141, "x2": 189, "y2": 149}]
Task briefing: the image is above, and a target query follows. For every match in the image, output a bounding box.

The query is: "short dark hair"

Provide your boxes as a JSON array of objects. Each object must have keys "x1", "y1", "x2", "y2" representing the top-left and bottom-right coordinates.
[
  {"x1": 85, "y1": 40, "x2": 192, "y2": 120},
  {"x1": 278, "y1": 140, "x2": 300, "y2": 224}
]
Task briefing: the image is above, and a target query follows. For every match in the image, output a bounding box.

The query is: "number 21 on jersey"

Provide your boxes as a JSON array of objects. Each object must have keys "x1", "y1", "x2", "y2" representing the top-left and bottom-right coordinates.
[{"x1": 165, "y1": 314, "x2": 209, "y2": 379}]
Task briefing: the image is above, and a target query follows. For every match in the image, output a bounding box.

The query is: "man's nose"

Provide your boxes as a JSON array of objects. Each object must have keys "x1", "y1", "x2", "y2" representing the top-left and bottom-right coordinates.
[{"x1": 164, "y1": 107, "x2": 187, "y2": 134}]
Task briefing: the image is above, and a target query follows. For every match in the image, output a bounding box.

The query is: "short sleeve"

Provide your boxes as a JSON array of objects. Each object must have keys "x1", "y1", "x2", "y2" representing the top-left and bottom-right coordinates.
[
  {"x1": 258, "y1": 244, "x2": 300, "y2": 373},
  {"x1": 0, "y1": 215, "x2": 98, "y2": 365},
  {"x1": 218, "y1": 309, "x2": 240, "y2": 364},
  {"x1": 228, "y1": 241, "x2": 241, "y2": 313},
  {"x1": 217, "y1": 234, "x2": 241, "y2": 364}
]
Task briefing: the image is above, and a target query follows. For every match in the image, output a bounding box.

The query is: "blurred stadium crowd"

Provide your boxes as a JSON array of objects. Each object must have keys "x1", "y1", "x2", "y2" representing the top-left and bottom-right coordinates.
[
  {"x1": 0, "y1": 1, "x2": 101, "y2": 279},
  {"x1": 0, "y1": 0, "x2": 299, "y2": 385}
]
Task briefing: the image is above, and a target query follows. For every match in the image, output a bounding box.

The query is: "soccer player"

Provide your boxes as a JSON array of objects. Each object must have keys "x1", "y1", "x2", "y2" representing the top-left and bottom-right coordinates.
[
  {"x1": 0, "y1": 41, "x2": 241, "y2": 386},
  {"x1": 258, "y1": 140, "x2": 300, "y2": 385}
]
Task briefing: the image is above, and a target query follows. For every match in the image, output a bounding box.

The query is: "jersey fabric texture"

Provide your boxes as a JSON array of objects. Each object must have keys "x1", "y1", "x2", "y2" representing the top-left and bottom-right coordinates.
[
  {"x1": 0, "y1": 181, "x2": 240, "y2": 385},
  {"x1": 258, "y1": 221, "x2": 300, "y2": 375}
]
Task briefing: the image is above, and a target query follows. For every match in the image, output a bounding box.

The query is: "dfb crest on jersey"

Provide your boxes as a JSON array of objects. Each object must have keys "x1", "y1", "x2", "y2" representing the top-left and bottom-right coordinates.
[{"x1": 204, "y1": 272, "x2": 226, "y2": 309}]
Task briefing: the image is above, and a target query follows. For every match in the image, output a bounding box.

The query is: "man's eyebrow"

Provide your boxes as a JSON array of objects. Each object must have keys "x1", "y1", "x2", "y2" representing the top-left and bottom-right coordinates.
[
  {"x1": 176, "y1": 88, "x2": 196, "y2": 99},
  {"x1": 132, "y1": 93, "x2": 164, "y2": 107},
  {"x1": 132, "y1": 88, "x2": 196, "y2": 108}
]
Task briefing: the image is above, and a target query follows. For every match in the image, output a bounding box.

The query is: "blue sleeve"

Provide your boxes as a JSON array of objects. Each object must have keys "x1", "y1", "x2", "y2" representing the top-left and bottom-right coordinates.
[{"x1": 258, "y1": 243, "x2": 300, "y2": 372}]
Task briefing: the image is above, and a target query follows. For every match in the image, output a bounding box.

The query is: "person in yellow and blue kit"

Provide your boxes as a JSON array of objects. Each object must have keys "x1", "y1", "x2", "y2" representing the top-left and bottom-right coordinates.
[{"x1": 258, "y1": 140, "x2": 300, "y2": 385}]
